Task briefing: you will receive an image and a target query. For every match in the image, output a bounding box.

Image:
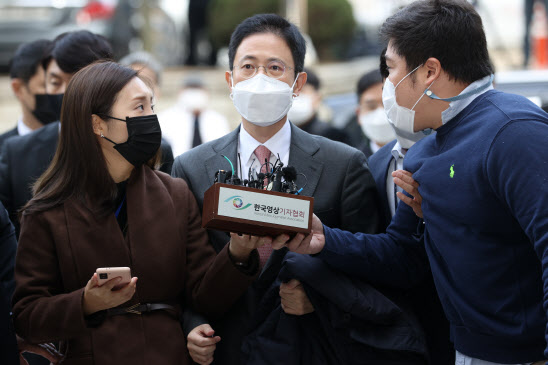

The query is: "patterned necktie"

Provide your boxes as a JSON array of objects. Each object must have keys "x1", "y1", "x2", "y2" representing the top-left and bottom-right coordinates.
[
  {"x1": 254, "y1": 145, "x2": 271, "y2": 186},
  {"x1": 253, "y1": 145, "x2": 273, "y2": 267}
]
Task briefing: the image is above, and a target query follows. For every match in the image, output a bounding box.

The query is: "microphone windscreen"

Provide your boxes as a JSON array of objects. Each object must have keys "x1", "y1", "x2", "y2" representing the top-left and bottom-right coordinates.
[
  {"x1": 257, "y1": 173, "x2": 265, "y2": 180},
  {"x1": 226, "y1": 171, "x2": 232, "y2": 179},
  {"x1": 282, "y1": 166, "x2": 297, "y2": 181}
]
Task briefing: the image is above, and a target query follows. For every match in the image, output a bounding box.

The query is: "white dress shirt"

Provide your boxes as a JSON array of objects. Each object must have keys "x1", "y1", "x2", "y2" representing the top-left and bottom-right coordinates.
[
  {"x1": 159, "y1": 107, "x2": 230, "y2": 157},
  {"x1": 441, "y1": 74, "x2": 494, "y2": 124},
  {"x1": 387, "y1": 141, "x2": 406, "y2": 217},
  {"x1": 370, "y1": 140, "x2": 381, "y2": 155},
  {"x1": 17, "y1": 118, "x2": 33, "y2": 137},
  {"x1": 237, "y1": 120, "x2": 291, "y2": 181}
]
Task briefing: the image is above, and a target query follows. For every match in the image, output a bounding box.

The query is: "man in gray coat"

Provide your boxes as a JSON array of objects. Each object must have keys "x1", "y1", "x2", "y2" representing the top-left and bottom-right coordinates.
[{"x1": 172, "y1": 14, "x2": 381, "y2": 365}]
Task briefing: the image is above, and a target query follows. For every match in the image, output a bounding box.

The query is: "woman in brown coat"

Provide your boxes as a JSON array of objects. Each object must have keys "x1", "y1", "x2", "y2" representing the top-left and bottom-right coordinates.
[{"x1": 12, "y1": 61, "x2": 281, "y2": 364}]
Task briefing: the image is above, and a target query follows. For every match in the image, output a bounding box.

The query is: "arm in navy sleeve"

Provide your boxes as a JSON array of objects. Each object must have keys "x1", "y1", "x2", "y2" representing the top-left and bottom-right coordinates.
[
  {"x1": 485, "y1": 119, "x2": 548, "y2": 358},
  {"x1": 316, "y1": 195, "x2": 429, "y2": 289}
]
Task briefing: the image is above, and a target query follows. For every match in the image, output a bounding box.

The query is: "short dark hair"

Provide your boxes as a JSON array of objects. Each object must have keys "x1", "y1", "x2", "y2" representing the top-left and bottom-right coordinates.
[
  {"x1": 42, "y1": 30, "x2": 113, "y2": 74},
  {"x1": 380, "y1": 0, "x2": 493, "y2": 84},
  {"x1": 228, "y1": 14, "x2": 306, "y2": 76},
  {"x1": 303, "y1": 67, "x2": 320, "y2": 90},
  {"x1": 9, "y1": 39, "x2": 52, "y2": 83},
  {"x1": 357, "y1": 70, "x2": 383, "y2": 98},
  {"x1": 379, "y1": 47, "x2": 389, "y2": 80}
]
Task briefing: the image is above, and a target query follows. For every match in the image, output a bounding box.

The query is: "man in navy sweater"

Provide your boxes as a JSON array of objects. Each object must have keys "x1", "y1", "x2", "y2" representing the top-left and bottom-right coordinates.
[{"x1": 276, "y1": 1, "x2": 548, "y2": 364}]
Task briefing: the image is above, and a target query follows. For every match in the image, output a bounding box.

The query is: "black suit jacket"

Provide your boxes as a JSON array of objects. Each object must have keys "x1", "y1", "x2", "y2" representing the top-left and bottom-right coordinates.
[
  {"x1": 367, "y1": 140, "x2": 454, "y2": 365},
  {"x1": 0, "y1": 122, "x2": 174, "y2": 234},
  {"x1": 0, "y1": 201, "x2": 18, "y2": 365},
  {"x1": 172, "y1": 122, "x2": 381, "y2": 365},
  {"x1": 0, "y1": 127, "x2": 18, "y2": 152},
  {"x1": 299, "y1": 116, "x2": 351, "y2": 145},
  {"x1": 368, "y1": 140, "x2": 398, "y2": 230},
  {"x1": 0, "y1": 122, "x2": 59, "y2": 235}
]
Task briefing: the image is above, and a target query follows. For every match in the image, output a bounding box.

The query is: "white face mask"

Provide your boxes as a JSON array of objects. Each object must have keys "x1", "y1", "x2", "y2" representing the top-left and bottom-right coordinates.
[
  {"x1": 288, "y1": 94, "x2": 315, "y2": 125},
  {"x1": 178, "y1": 89, "x2": 208, "y2": 112},
  {"x1": 382, "y1": 65, "x2": 431, "y2": 149},
  {"x1": 231, "y1": 73, "x2": 298, "y2": 127},
  {"x1": 359, "y1": 107, "x2": 396, "y2": 144}
]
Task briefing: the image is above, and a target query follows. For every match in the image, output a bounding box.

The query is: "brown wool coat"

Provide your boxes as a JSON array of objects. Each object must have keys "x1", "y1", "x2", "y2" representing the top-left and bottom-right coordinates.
[{"x1": 12, "y1": 166, "x2": 257, "y2": 364}]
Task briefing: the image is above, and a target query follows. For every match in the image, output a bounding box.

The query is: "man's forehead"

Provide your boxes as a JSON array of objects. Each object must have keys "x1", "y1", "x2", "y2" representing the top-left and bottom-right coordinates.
[
  {"x1": 235, "y1": 33, "x2": 292, "y2": 63},
  {"x1": 46, "y1": 62, "x2": 71, "y2": 80},
  {"x1": 385, "y1": 43, "x2": 403, "y2": 63}
]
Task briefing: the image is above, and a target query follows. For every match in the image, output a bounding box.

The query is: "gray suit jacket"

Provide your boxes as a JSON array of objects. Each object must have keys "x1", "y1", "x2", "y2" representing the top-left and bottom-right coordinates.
[{"x1": 171, "y1": 122, "x2": 380, "y2": 364}]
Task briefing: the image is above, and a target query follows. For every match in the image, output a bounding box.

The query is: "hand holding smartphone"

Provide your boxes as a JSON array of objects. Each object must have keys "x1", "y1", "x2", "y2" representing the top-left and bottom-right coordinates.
[{"x1": 96, "y1": 267, "x2": 131, "y2": 291}]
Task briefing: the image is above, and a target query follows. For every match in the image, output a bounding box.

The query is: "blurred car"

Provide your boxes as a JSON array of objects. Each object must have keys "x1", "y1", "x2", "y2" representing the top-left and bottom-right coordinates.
[
  {"x1": 494, "y1": 69, "x2": 548, "y2": 111},
  {"x1": 0, "y1": 0, "x2": 186, "y2": 71}
]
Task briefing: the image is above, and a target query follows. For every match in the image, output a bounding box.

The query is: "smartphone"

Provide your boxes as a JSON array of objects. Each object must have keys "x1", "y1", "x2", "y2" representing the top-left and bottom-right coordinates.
[{"x1": 96, "y1": 267, "x2": 131, "y2": 290}]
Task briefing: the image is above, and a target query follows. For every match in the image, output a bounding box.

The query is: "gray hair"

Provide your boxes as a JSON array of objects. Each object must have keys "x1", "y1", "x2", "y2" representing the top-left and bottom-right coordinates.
[{"x1": 119, "y1": 51, "x2": 163, "y2": 85}]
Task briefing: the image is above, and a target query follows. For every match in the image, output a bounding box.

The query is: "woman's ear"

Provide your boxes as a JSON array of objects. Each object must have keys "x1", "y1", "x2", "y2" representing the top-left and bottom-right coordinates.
[{"x1": 91, "y1": 114, "x2": 104, "y2": 137}]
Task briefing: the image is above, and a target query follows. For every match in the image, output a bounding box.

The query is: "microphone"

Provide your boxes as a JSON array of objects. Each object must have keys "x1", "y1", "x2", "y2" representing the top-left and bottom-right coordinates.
[
  {"x1": 271, "y1": 169, "x2": 284, "y2": 192},
  {"x1": 257, "y1": 172, "x2": 266, "y2": 189},
  {"x1": 282, "y1": 166, "x2": 297, "y2": 182},
  {"x1": 215, "y1": 170, "x2": 229, "y2": 183}
]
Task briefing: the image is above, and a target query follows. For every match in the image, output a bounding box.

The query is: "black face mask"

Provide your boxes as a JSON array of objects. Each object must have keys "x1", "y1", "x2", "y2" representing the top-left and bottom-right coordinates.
[
  {"x1": 32, "y1": 94, "x2": 64, "y2": 125},
  {"x1": 101, "y1": 114, "x2": 162, "y2": 167}
]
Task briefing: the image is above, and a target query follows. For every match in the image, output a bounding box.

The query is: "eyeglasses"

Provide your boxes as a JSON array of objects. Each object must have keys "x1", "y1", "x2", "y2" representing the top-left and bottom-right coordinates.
[{"x1": 234, "y1": 60, "x2": 293, "y2": 80}]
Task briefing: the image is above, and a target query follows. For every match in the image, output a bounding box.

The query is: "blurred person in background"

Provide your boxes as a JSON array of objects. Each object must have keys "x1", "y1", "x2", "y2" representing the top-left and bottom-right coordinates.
[
  {"x1": 120, "y1": 51, "x2": 163, "y2": 97},
  {"x1": 186, "y1": 0, "x2": 216, "y2": 66},
  {"x1": 287, "y1": 67, "x2": 350, "y2": 144},
  {"x1": 0, "y1": 40, "x2": 52, "y2": 151},
  {"x1": 0, "y1": 30, "x2": 113, "y2": 236},
  {"x1": 159, "y1": 76, "x2": 230, "y2": 157},
  {"x1": 355, "y1": 69, "x2": 396, "y2": 158},
  {"x1": 120, "y1": 51, "x2": 174, "y2": 173},
  {"x1": 342, "y1": 52, "x2": 389, "y2": 154},
  {"x1": 12, "y1": 61, "x2": 266, "y2": 365}
]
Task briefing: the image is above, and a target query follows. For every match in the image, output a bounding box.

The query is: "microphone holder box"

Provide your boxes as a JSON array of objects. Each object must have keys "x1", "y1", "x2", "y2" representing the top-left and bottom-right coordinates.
[{"x1": 202, "y1": 183, "x2": 314, "y2": 236}]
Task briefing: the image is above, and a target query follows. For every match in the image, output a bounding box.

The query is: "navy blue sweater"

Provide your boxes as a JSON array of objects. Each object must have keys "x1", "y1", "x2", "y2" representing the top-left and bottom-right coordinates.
[{"x1": 318, "y1": 90, "x2": 548, "y2": 362}]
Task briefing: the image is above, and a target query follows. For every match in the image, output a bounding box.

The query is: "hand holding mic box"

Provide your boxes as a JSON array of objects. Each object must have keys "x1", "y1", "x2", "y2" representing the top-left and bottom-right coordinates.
[{"x1": 202, "y1": 183, "x2": 313, "y2": 237}]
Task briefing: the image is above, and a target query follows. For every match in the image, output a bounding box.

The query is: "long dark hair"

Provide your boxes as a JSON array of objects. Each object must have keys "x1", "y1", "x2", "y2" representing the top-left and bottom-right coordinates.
[{"x1": 22, "y1": 61, "x2": 159, "y2": 216}]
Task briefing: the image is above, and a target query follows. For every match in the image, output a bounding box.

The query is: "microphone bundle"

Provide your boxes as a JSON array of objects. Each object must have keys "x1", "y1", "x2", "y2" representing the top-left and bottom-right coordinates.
[
  {"x1": 217, "y1": 154, "x2": 306, "y2": 195},
  {"x1": 203, "y1": 154, "x2": 314, "y2": 237}
]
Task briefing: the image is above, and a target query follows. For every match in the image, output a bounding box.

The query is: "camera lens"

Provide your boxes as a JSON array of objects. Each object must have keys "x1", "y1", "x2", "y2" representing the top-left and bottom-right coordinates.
[{"x1": 99, "y1": 273, "x2": 108, "y2": 280}]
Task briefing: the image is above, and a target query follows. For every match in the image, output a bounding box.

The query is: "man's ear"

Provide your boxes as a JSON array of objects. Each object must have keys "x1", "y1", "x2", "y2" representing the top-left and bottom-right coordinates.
[
  {"x1": 10, "y1": 78, "x2": 24, "y2": 100},
  {"x1": 91, "y1": 114, "x2": 105, "y2": 137},
  {"x1": 292, "y1": 72, "x2": 308, "y2": 96},
  {"x1": 225, "y1": 71, "x2": 233, "y2": 92},
  {"x1": 424, "y1": 57, "x2": 442, "y2": 87}
]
